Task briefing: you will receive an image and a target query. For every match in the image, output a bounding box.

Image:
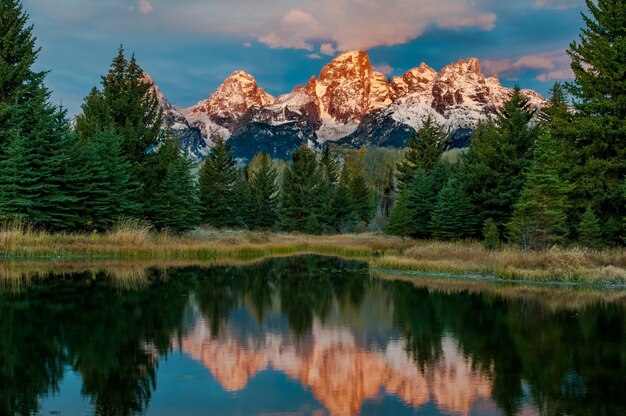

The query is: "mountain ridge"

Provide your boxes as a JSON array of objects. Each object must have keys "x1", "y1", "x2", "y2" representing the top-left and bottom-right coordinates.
[{"x1": 150, "y1": 51, "x2": 546, "y2": 160}]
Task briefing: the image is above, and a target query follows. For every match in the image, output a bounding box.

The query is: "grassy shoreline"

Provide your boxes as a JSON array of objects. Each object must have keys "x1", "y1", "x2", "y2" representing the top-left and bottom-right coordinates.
[{"x1": 1, "y1": 224, "x2": 625, "y2": 284}]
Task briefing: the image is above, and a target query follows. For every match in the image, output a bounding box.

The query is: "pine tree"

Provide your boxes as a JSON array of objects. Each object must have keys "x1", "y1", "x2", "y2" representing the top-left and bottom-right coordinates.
[
  {"x1": 567, "y1": 0, "x2": 626, "y2": 242},
  {"x1": 396, "y1": 117, "x2": 447, "y2": 189},
  {"x1": 101, "y1": 48, "x2": 162, "y2": 169},
  {"x1": 145, "y1": 138, "x2": 200, "y2": 232},
  {"x1": 65, "y1": 129, "x2": 140, "y2": 231},
  {"x1": 507, "y1": 133, "x2": 571, "y2": 251},
  {"x1": 482, "y1": 218, "x2": 501, "y2": 250},
  {"x1": 280, "y1": 145, "x2": 325, "y2": 232},
  {"x1": 329, "y1": 165, "x2": 358, "y2": 233},
  {"x1": 380, "y1": 167, "x2": 395, "y2": 218},
  {"x1": 386, "y1": 190, "x2": 414, "y2": 238},
  {"x1": 459, "y1": 87, "x2": 540, "y2": 230},
  {"x1": 429, "y1": 181, "x2": 477, "y2": 240},
  {"x1": 319, "y1": 146, "x2": 340, "y2": 187},
  {"x1": 74, "y1": 87, "x2": 113, "y2": 141},
  {"x1": 198, "y1": 138, "x2": 238, "y2": 228},
  {"x1": 249, "y1": 153, "x2": 279, "y2": 230},
  {"x1": 406, "y1": 169, "x2": 436, "y2": 238},
  {"x1": 232, "y1": 169, "x2": 255, "y2": 230},
  {"x1": 578, "y1": 205, "x2": 602, "y2": 250},
  {"x1": 0, "y1": 0, "x2": 44, "y2": 146},
  {"x1": 0, "y1": 3, "x2": 74, "y2": 229},
  {"x1": 349, "y1": 173, "x2": 373, "y2": 225}
]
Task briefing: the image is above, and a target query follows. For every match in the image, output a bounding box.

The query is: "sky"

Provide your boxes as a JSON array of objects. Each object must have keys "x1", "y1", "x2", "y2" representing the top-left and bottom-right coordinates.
[{"x1": 23, "y1": 0, "x2": 586, "y2": 116}]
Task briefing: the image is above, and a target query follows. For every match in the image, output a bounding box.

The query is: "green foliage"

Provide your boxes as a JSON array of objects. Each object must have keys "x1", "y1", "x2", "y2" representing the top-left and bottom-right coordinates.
[
  {"x1": 459, "y1": 87, "x2": 540, "y2": 230},
  {"x1": 482, "y1": 218, "x2": 501, "y2": 250},
  {"x1": 578, "y1": 205, "x2": 602, "y2": 249},
  {"x1": 304, "y1": 213, "x2": 322, "y2": 235},
  {"x1": 507, "y1": 133, "x2": 571, "y2": 250},
  {"x1": 145, "y1": 138, "x2": 200, "y2": 232},
  {"x1": 385, "y1": 190, "x2": 414, "y2": 238},
  {"x1": 329, "y1": 166, "x2": 358, "y2": 233},
  {"x1": 198, "y1": 138, "x2": 238, "y2": 228},
  {"x1": 396, "y1": 117, "x2": 447, "y2": 189},
  {"x1": 248, "y1": 153, "x2": 280, "y2": 230},
  {"x1": 429, "y1": 181, "x2": 477, "y2": 240},
  {"x1": 349, "y1": 173, "x2": 373, "y2": 224},
  {"x1": 74, "y1": 87, "x2": 114, "y2": 141},
  {"x1": 280, "y1": 145, "x2": 326, "y2": 232},
  {"x1": 319, "y1": 146, "x2": 340, "y2": 187},
  {"x1": 566, "y1": 0, "x2": 626, "y2": 239},
  {"x1": 406, "y1": 169, "x2": 436, "y2": 238},
  {"x1": 65, "y1": 129, "x2": 140, "y2": 231}
]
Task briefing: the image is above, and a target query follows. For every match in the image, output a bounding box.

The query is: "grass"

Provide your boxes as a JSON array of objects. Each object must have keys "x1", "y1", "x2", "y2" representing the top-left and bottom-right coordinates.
[{"x1": 1, "y1": 219, "x2": 624, "y2": 284}]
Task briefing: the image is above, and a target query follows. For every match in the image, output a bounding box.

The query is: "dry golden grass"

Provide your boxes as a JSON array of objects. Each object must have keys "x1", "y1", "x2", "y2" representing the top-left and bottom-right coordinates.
[{"x1": 0, "y1": 220, "x2": 624, "y2": 284}]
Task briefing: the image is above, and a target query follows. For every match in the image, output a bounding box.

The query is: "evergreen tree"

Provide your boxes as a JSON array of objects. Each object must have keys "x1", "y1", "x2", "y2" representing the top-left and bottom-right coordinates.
[
  {"x1": 380, "y1": 167, "x2": 395, "y2": 218},
  {"x1": 507, "y1": 133, "x2": 571, "y2": 251},
  {"x1": 249, "y1": 153, "x2": 279, "y2": 230},
  {"x1": 482, "y1": 218, "x2": 501, "y2": 250},
  {"x1": 329, "y1": 165, "x2": 358, "y2": 233},
  {"x1": 385, "y1": 189, "x2": 414, "y2": 238},
  {"x1": 396, "y1": 117, "x2": 447, "y2": 189},
  {"x1": 349, "y1": 173, "x2": 373, "y2": 225},
  {"x1": 0, "y1": 0, "x2": 43, "y2": 147},
  {"x1": 578, "y1": 205, "x2": 602, "y2": 250},
  {"x1": 406, "y1": 169, "x2": 436, "y2": 238},
  {"x1": 145, "y1": 138, "x2": 200, "y2": 232},
  {"x1": 304, "y1": 213, "x2": 322, "y2": 235},
  {"x1": 232, "y1": 169, "x2": 255, "y2": 230},
  {"x1": 280, "y1": 145, "x2": 325, "y2": 232},
  {"x1": 567, "y1": 0, "x2": 626, "y2": 242},
  {"x1": 198, "y1": 138, "x2": 239, "y2": 228},
  {"x1": 65, "y1": 129, "x2": 140, "y2": 231},
  {"x1": 319, "y1": 146, "x2": 340, "y2": 187},
  {"x1": 74, "y1": 87, "x2": 113, "y2": 141},
  {"x1": 101, "y1": 47, "x2": 162, "y2": 169},
  {"x1": 429, "y1": 181, "x2": 477, "y2": 240},
  {"x1": 0, "y1": 2, "x2": 74, "y2": 229},
  {"x1": 459, "y1": 87, "x2": 540, "y2": 230}
]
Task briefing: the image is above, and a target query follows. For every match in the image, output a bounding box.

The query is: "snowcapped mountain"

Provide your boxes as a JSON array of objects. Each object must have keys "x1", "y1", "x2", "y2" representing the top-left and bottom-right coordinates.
[{"x1": 148, "y1": 51, "x2": 546, "y2": 160}]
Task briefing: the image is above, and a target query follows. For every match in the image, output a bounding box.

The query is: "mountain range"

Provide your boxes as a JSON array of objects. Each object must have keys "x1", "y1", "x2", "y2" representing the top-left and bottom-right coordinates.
[{"x1": 148, "y1": 51, "x2": 546, "y2": 161}]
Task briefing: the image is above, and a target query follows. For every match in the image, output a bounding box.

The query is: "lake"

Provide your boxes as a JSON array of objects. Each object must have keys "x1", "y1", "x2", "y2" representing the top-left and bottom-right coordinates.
[{"x1": 1, "y1": 255, "x2": 625, "y2": 415}]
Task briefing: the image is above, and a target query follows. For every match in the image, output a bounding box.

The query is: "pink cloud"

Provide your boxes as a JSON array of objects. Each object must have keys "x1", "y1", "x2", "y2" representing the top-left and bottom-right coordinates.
[
  {"x1": 138, "y1": 0, "x2": 153, "y2": 14},
  {"x1": 483, "y1": 50, "x2": 574, "y2": 82},
  {"x1": 372, "y1": 64, "x2": 394, "y2": 75}
]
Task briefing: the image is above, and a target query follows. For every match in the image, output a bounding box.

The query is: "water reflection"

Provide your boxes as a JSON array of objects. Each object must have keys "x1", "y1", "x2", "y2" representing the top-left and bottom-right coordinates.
[{"x1": 0, "y1": 256, "x2": 625, "y2": 416}]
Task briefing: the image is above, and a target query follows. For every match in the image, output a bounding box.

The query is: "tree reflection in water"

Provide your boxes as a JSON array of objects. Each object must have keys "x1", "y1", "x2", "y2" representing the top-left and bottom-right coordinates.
[{"x1": 0, "y1": 255, "x2": 624, "y2": 415}]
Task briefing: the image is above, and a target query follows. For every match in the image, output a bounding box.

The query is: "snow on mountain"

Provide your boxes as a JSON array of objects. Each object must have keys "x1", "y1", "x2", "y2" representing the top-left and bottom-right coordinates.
[{"x1": 148, "y1": 52, "x2": 547, "y2": 160}]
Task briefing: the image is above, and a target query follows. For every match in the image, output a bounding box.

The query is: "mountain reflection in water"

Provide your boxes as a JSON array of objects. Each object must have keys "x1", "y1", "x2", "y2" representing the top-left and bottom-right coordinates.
[{"x1": 0, "y1": 255, "x2": 625, "y2": 416}]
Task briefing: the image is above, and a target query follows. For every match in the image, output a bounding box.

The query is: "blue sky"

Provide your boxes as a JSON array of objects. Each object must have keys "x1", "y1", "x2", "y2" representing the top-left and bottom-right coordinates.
[{"x1": 23, "y1": 0, "x2": 586, "y2": 115}]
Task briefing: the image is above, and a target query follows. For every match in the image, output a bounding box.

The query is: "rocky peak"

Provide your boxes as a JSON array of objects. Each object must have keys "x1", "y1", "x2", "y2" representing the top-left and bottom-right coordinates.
[
  {"x1": 391, "y1": 62, "x2": 437, "y2": 99},
  {"x1": 185, "y1": 70, "x2": 274, "y2": 130},
  {"x1": 431, "y1": 57, "x2": 493, "y2": 114},
  {"x1": 315, "y1": 50, "x2": 373, "y2": 123}
]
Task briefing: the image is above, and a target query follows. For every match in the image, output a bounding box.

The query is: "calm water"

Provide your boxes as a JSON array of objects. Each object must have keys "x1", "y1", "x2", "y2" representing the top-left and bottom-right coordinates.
[{"x1": 1, "y1": 256, "x2": 625, "y2": 416}]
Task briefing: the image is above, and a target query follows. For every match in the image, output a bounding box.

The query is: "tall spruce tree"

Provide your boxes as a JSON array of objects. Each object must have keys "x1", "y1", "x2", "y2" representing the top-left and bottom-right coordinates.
[
  {"x1": 396, "y1": 117, "x2": 447, "y2": 189},
  {"x1": 349, "y1": 173, "x2": 373, "y2": 225},
  {"x1": 459, "y1": 87, "x2": 540, "y2": 231},
  {"x1": 507, "y1": 133, "x2": 571, "y2": 251},
  {"x1": 249, "y1": 153, "x2": 279, "y2": 230},
  {"x1": 198, "y1": 138, "x2": 238, "y2": 228},
  {"x1": 406, "y1": 169, "x2": 436, "y2": 238},
  {"x1": 280, "y1": 145, "x2": 325, "y2": 232},
  {"x1": 65, "y1": 129, "x2": 140, "y2": 231},
  {"x1": 0, "y1": 1, "x2": 74, "y2": 228},
  {"x1": 330, "y1": 166, "x2": 358, "y2": 232},
  {"x1": 145, "y1": 138, "x2": 200, "y2": 232},
  {"x1": 385, "y1": 189, "x2": 414, "y2": 238},
  {"x1": 578, "y1": 205, "x2": 602, "y2": 250},
  {"x1": 567, "y1": 0, "x2": 626, "y2": 243},
  {"x1": 429, "y1": 181, "x2": 477, "y2": 240}
]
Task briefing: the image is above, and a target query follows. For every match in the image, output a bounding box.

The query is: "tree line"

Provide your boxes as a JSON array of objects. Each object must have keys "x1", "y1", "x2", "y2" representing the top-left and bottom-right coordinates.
[{"x1": 0, "y1": 0, "x2": 624, "y2": 249}]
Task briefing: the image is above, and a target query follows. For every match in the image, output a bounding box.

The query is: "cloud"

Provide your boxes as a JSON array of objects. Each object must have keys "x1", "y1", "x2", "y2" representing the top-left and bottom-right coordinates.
[
  {"x1": 372, "y1": 64, "x2": 393, "y2": 75},
  {"x1": 251, "y1": 1, "x2": 498, "y2": 52},
  {"x1": 138, "y1": 0, "x2": 153, "y2": 14},
  {"x1": 242, "y1": 42, "x2": 252, "y2": 48},
  {"x1": 483, "y1": 49, "x2": 574, "y2": 81},
  {"x1": 307, "y1": 53, "x2": 321, "y2": 59},
  {"x1": 320, "y1": 43, "x2": 336, "y2": 56},
  {"x1": 437, "y1": 13, "x2": 497, "y2": 30},
  {"x1": 532, "y1": 0, "x2": 582, "y2": 9}
]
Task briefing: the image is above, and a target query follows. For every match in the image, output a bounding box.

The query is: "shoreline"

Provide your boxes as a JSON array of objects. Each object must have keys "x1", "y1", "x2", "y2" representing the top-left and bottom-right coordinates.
[{"x1": 1, "y1": 230, "x2": 624, "y2": 285}]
